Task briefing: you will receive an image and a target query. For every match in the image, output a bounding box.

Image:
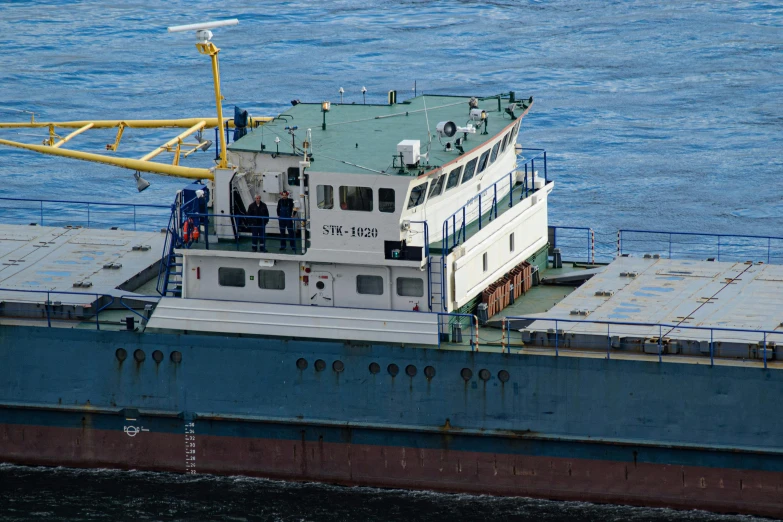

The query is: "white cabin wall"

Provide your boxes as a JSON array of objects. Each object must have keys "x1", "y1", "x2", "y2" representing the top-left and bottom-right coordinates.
[
  {"x1": 181, "y1": 253, "x2": 301, "y2": 305},
  {"x1": 306, "y1": 171, "x2": 410, "y2": 263}
]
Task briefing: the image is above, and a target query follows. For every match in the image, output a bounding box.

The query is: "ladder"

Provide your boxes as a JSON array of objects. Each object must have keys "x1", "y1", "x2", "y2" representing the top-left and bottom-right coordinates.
[
  {"x1": 428, "y1": 255, "x2": 445, "y2": 313},
  {"x1": 156, "y1": 207, "x2": 184, "y2": 297}
]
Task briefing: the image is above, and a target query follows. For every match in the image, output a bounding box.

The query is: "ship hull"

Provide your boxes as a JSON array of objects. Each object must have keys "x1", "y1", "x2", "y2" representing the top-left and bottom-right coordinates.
[{"x1": 1, "y1": 325, "x2": 782, "y2": 517}]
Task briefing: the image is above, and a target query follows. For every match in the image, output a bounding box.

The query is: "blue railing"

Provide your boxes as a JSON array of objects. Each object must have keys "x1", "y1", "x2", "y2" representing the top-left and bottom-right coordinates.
[
  {"x1": 437, "y1": 312, "x2": 479, "y2": 350},
  {"x1": 183, "y1": 212, "x2": 308, "y2": 253},
  {"x1": 0, "y1": 287, "x2": 115, "y2": 330},
  {"x1": 0, "y1": 197, "x2": 169, "y2": 232},
  {"x1": 549, "y1": 225, "x2": 594, "y2": 264},
  {"x1": 441, "y1": 149, "x2": 547, "y2": 255},
  {"x1": 618, "y1": 229, "x2": 783, "y2": 264},
  {"x1": 502, "y1": 315, "x2": 782, "y2": 369}
]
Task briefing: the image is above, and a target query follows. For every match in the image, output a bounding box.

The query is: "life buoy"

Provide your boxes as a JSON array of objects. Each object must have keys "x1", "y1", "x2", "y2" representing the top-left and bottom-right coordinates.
[{"x1": 182, "y1": 219, "x2": 190, "y2": 243}]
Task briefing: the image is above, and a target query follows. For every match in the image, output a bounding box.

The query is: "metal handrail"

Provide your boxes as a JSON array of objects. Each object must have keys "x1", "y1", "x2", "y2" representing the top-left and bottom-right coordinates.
[
  {"x1": 0, "y1": 287, "x2": 115, "y2": 330},
  {"x1": 0, "y1": 196, "x2": 169, "y2": 231},
  {"x1": 503, "y1": 314, "x2": 782, "y2": 369}
]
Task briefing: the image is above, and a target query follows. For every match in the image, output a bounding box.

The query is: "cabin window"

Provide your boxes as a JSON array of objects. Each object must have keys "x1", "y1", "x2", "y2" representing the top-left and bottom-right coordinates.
[
  {"x1": 218, "y1": 267, "x2": 245, "y2": 287},
  {"x1": 489, "y1": 141, "x2": 501, "y2": 164},
  {"x1": 461, "y1": 158, "x2": 479, "y2": 184},
  {"x1": 445, "y1": 166, "x2": 462, "y2": 191},
  {"x1": 509, "y1": 233, "x2": 515, "y2": 252},
  {"x1": 287, "y1": 167, "x2": 300, "y2": 186},
  {"x1": 501, "y1": 132, "x2": 511, "y2": 152},
  {"x1": 339, "y1": 186, "x2": 373, "y2": 211},
  {"x1": 482, "y1": 253, "x2": 488, "y2": 272},
  {"x1": 477, "y1": 150, "x2": 491, "y2": 174},
  {"x1": 379, "y1": 188, "x2": 395, "y2": 213},
  {"x1": 316, "y1": 185, "x2": 333, "y2": 209},
  {"x1": 396, "y1": 277, "x2": 424, "y2": 297},
  {"x1": 428, "y1": 174, "x2": 446, "y2": 200},
  {"x1": 407, "y1": 182, "x2": 428, "y2": 209},
  {"x1": 257, "y1": 269, "x2": 285, "y2": 290},
  {"x1": 357, "y1": 275, "x2": 384, "y2": 295}
]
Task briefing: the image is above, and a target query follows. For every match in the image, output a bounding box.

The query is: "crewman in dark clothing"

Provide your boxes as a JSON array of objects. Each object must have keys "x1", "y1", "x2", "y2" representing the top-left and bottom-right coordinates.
[
  {"x1": 247, "y1": 194, "x2": 269, "y2": 252},
  {"x1": 277, "y1": 190, "x2": 297, "y2": 252}
]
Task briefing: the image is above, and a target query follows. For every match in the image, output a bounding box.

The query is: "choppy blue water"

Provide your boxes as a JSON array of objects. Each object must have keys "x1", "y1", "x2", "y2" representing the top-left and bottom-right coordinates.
[{"x1": 0, "y1": 1, "x2": 780, "y2": 520}]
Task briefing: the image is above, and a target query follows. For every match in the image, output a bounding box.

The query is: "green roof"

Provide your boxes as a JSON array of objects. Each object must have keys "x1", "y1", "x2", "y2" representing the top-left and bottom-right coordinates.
[{"x1": 229, "y1": 94, "x2": 531, "y2": 175}]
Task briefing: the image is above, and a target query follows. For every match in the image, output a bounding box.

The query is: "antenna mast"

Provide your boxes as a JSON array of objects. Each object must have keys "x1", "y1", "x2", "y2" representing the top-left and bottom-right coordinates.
[{"x1": 168, "y1": 19, "x2": 239, "y2": 169}]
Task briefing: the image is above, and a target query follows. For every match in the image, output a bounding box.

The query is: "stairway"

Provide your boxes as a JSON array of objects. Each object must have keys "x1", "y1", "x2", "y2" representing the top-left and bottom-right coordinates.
[
  {"x1": 156, "y1": 208, "x2": 184, "y2": 297},
  {"x1": 428, "y1": 255, "x2": 445, "y2": 313}
]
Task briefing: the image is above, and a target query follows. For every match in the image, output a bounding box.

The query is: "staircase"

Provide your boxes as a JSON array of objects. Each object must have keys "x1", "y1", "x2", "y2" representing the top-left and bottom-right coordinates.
[{"x1": 156, "y1": 207, "x2": 184, "y2": 297}]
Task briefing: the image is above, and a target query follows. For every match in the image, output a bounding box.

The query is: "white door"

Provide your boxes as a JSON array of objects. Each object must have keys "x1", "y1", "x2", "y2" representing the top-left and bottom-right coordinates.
[{"x1": 310, "y1": 272, "x2": 334, "y2": 306}]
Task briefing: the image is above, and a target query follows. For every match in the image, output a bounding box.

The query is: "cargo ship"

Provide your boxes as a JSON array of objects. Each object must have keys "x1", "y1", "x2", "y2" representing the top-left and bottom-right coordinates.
[{"x1": 0, "y1": 21, "x2": 781, "y2": 518}]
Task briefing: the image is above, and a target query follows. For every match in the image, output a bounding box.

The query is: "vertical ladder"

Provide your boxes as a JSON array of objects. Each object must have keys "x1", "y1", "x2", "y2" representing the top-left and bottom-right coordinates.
[{"x1": 428, "y1": 255, "x2": 444, "y2": 313}]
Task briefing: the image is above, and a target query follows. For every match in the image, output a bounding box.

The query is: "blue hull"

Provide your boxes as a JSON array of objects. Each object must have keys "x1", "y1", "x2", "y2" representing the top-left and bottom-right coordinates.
[{"x1": 1, "y1": 326, "x2": 782, "y2": 516}]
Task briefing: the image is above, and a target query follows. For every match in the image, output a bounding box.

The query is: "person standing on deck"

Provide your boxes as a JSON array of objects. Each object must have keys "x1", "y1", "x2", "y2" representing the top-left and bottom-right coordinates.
[
  {"x1": 277, "y1": 191, "x2": 298, "y2": 252},
  {"x1": 247, "y1": 194, "x2": 269, "y2": 253}
]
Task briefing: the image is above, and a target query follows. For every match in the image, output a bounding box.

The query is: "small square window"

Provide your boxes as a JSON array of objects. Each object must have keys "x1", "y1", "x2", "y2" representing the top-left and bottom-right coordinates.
[
  {"x1": 357, "y1": 275, "x2": 384, "y2": 295},
  {"x1": 287, "y1": 167, "x2": 300, "y2": 186},
  {"x1": 379, "y1": 188, "x2": 395, "y2": 213},
  {"x1": 396, "y1": 277, "x2": 424, "y2": 297},
  {"x1": 218, "y1": 267, "x2": 245, "y2": 287},
  {"x1": 340, "y1": 186, "x2": 373, "y2": 211},
  {"x1": 482, "y1": 252, "x2": 488, "y2": 272},
  {"x1": 258, "y1": 269, "x2": 285, "y2": 290},
  {"x1": 317, "y1": 185, "x2": 333, "y2": 209}
]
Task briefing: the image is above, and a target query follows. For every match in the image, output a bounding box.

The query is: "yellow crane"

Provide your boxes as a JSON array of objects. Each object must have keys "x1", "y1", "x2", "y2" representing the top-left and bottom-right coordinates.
[{"x1": 0, "y1": 19, "x2": 269, "y2": 182}]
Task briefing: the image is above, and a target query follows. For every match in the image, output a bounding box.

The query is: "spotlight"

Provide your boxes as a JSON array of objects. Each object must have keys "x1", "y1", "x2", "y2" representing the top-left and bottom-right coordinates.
[
  {"x1": 444, "y1": 142, "x2": 453, "y2": 152},
  {"x1": 361, "y1": 86, "x2": 367, "y2": 104},
  {"x1": 134, "y1": 172, "x2": 150, "y2": 192}
]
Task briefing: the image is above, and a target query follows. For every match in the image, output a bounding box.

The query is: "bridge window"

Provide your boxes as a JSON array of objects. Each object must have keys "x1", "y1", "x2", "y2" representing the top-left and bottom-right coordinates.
[
  {"x1": 489, "y1": 141, "x2": 501, "y2": 164},
  {"x1": 379, "y1": 188, "x2": 395, "y2": 213},
  {"x1": 218, "y1": 267, "x2": 245, "y2": 287},
  {"x1": 258, "y1": 269, "x2": 285, "y2": 290},
  {"x1": 357, "y1": 275, "x2": 384, "y2": 295},
  {"x1": 316, "y1": 185, "x2": 333, "y2": 209},
  {"x1": 340, "y1": 186, "x2": 373, "y2": 211},
  {"x1": 428, "y1": 174, "x2": 446, "y2": 199},
  {"x1": 477, "y1": 149, "x2": 491, "y2": 174},
  {"x1": 396, "y1": 277, "x2": 424, "y2": 297},
  {"x1": 407, "y1": 182, "x2": 428, "y2": 209},
  {"x1": 445, "y1": 166, "x2": 462, "y2": 191},
  {"x1": 501, "y1": 132, "x2": 511, "y2": 152},
  {"x1": 461, "y1": 157, "x2": 479, "y2": 184}
]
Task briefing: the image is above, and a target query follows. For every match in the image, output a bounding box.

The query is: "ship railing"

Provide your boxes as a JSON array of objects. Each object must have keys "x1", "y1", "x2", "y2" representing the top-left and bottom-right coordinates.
[
  {"x1": 0, "y1": 287, "x2": 158, "y2": 330},
  {"x1": 437, "y1": 312, "x2": 480, "y2": 350},
  {"x1": 441, "y1": 148, "x2": 547, "y2": 255},
  {"x1": 548, "y1": 225, "x2": 595, "y2": 264},
  {"x1": 181, "y1": 212, "x2": 308, "y2": 254},
  {"x1": 0, "y1": 196, "x2": 169, "y2": 232},
  {"x1": 618, "y1": 229, "x2": 783, "y2": 264},
  {"x1": 501, "y1": 315, "x2": 783, "y2": 369}
]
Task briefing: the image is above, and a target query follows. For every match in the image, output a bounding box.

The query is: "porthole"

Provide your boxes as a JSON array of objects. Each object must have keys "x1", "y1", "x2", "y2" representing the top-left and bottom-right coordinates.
[
  {"x1": 314, "y1": 359, "x2": 326, "y2": 371},
  {"x1": 405, "y1": 365, "x2": 417, "y2": 377},
  {"x1": 115, "y1": 348, "x2": 127, "y2": 362},
  {"x1": 133, "y1": 349, "x2": 145, "y2": 362},
  {"x1": 461, "y1": 368, "x2": 473, "y2": 381},
  {"x1": 498, "y1": 370, "x2": 510, "y2": 383},
  {"x1": 424, "y1": 366, "x2": 436, "y2": 379},
  {"x1": 296, "y1": 358, "x2": 308, "y2": 370},
  {"x1": 152, "y1": 350, "x2": 164, "y2": 363},
  {"x1": 170, "y1": 351, "x2": 182, "y2": 363},
  {"x1": 388, "y1": 363, "x2": 399, "y2": 377},
  {"x1": 369, "y1": 362, "x2": 381, "y2": 374},
  {"x1": 479, "y1": 369, "x2": 491, "y2": 381},
  {"x1": 333, "y1": 360, "x2": 345, "y2": 372},
  {"x1": 316, "y1": 281, "x2": 325, "y2": 290}
]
